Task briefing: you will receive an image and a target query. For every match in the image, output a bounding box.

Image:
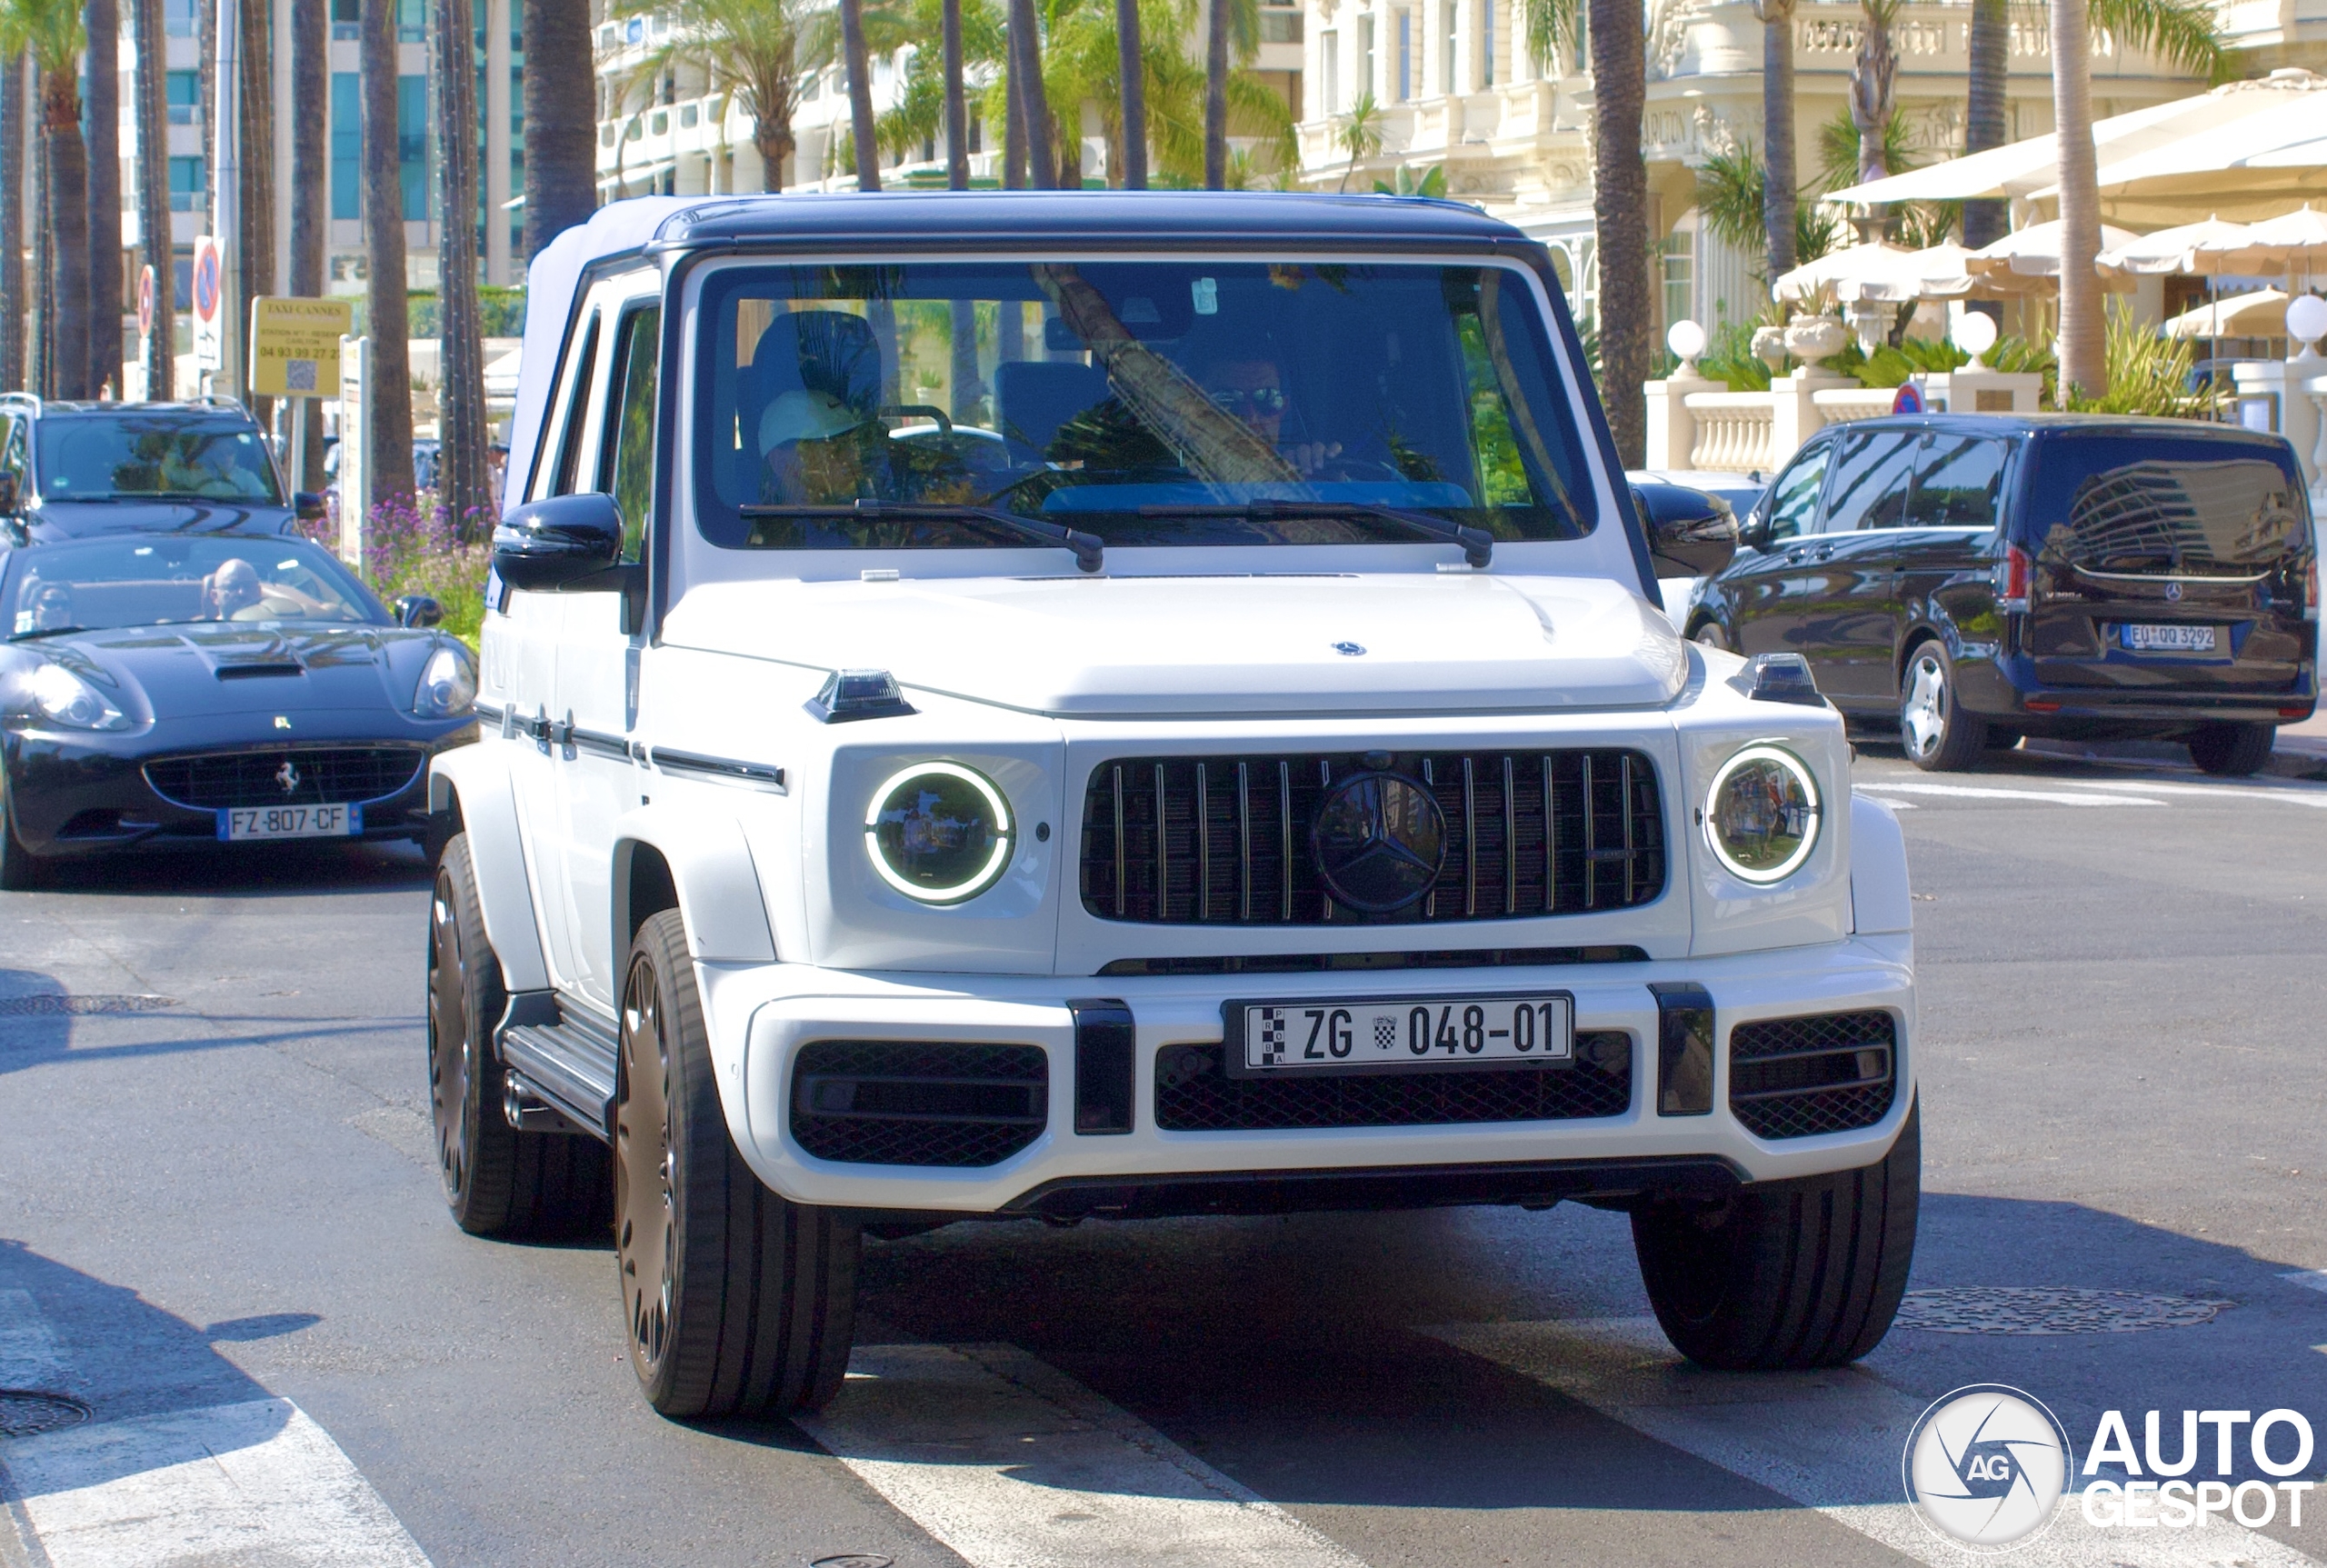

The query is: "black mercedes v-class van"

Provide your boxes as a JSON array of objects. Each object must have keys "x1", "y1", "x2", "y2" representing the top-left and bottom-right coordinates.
[{"x1": 1689, "y1": 414, "x2": 2319, "y2": 774}]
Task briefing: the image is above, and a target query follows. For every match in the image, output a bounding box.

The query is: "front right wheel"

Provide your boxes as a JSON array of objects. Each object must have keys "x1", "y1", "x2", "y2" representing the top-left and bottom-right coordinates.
[
  {"x1": 1632, "y1": 1100, "x2": 1919, "y2": 1370},
  {"x1": 615, "y1": 909, "x2": 859, "y2": 1418}
]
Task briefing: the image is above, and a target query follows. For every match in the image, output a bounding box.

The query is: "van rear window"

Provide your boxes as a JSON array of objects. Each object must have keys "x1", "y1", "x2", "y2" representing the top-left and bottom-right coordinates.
[{"x1": 2021, "y1": 435, "x2": 2309, "y2": 574}]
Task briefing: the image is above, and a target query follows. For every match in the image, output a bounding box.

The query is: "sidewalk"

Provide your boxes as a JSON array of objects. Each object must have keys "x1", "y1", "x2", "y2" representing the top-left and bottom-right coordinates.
[{"x1": 2273, "y1": 707, "x2": 2327, "y2": 780}]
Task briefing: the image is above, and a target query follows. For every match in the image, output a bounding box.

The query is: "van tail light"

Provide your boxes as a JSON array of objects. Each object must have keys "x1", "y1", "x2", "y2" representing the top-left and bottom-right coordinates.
[
  {"x1": 1996, "y1": 543, "x2": 2033, "y2": 613},
  {"x1": 2305, "y1": 555, "x2": 2319, "y2": 622}
]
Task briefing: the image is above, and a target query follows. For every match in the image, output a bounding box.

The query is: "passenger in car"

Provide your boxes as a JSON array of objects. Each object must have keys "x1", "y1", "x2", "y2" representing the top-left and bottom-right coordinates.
[{"x1": 1199, "y1": 355, "x2": 1341, "y2": 477}]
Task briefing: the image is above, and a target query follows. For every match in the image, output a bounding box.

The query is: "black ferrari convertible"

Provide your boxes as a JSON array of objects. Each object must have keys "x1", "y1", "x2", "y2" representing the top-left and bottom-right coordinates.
[{"x1": 0, "y1": 531, "x2": 477, "y2": 886}]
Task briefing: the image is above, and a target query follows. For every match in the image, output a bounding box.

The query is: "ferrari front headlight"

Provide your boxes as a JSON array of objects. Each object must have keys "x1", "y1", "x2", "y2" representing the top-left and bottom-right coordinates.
[
  {"x1": 412, "y1": 643, "x2": 477, "y2": 719},
  {"x1": 26, "y1": 661, "x2": 128, "y2": 731}
]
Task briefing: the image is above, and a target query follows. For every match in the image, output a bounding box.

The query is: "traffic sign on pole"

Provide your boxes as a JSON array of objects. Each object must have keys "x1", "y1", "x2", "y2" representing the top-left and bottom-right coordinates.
[{"x1": 191, "y1": 237, "x2": 224, "y2": 372}]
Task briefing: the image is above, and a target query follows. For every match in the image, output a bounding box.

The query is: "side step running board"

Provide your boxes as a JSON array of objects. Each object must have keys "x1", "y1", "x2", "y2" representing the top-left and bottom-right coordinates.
[{"x1": 497, "y1": 991, "x2": 618, "y2": 1142}]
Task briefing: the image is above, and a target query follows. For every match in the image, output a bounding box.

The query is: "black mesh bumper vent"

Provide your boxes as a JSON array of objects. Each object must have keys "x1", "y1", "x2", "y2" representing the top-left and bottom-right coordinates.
[
  {"x1": 790, "y1": 1041, "x2": 1047, "y2": 1167},
  {"x1": 1082, "y1": 750, "x2": 1664, "y2": 927},
  {"x1": 1728, "y1": 1011, "x2": 1897, "y2": 1140},
  {"x1": 144, "y1": 747, "x2": 427, "y2": 811},
  {"x1": 1154, "y1": 1031, "x2": 1633, "y2": 1132}
]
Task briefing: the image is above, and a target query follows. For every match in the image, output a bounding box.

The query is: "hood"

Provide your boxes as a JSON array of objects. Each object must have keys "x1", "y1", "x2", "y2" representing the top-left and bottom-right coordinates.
[
  {"x1": 26, "y1": 499, "x2": 295, "y2": 539},
  {"x1": 43, "y1": 623, "x2": 426, "y2": 716},
  {"x1": 668, "y1": 573, "x2": 1690, "y2": 716}
]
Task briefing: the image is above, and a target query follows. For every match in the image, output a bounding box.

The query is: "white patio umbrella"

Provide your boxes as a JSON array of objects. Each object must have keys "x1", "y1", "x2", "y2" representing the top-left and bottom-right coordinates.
[
  {"x1": 2192, "y1": 205, "x2": 2327, "y2": 280},
  {"x1": 2062, "y1": 83, "x2": 2327, "y2": 225},
  {"x1": 2160, "y1": 287, "x2": 2291, "y2": 339},
  {"x1": 1909, "y1": 242, "x2": 2054, "y2": 299},
  {"x1": 2095, "y1": 215, "x2": 2261, "y2": 276},
  {"x1": 1772, "y1": 242, "x2": 1930, "y2": 305},
  {"x1": 1967, "y1": 220, "x2": 2141, "y2": 284}
]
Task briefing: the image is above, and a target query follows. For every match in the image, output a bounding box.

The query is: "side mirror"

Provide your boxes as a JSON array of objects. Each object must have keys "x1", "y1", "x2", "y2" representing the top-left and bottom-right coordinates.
[
  {"x1": 1634, "y1": 483, "x2": 1740, "y2": 580},
  {"x1": 294, "y1": 490, "x2": 327, "y2": 521},
  {"x1": 492, "y1": 492, "x2": 627, "y2": 592},
  {"x1": 394, "y1": 594, "x2": 444, "y2": 629},
  {"x1": 0, "y1": 473, "x2": 18, "y2": 514}
]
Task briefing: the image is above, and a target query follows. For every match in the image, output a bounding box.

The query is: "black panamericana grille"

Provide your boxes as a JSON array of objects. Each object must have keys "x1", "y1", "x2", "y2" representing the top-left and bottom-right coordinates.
[
  {"x1": 143, "y1": 748, "x2": 427, "y2": 811},
  {"x1": 1728, "y1": 1011, "x2": 1897, "y2": 1140},
  {"x1": 1154, "y1": 1031, "x2": 1633, "y2": 1132},
  {"x1": 1082, "y1": 750, "x2": 1664, "y2": 926},
  {"x1": 790, "y1": 1041, "x2": 1047, "y2": 1167}
]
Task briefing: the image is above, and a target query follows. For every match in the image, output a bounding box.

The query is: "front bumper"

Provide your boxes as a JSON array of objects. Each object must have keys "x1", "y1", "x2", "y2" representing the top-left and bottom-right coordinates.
[{"x1": 695, "y1": 934, "x2": 1915, "y2": 1214}]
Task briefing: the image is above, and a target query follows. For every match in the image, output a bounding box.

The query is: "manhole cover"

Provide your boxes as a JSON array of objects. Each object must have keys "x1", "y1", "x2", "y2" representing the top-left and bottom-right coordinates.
[
  {"x1": 0, "y1": 1389, "x2": 91, "y2": 1437},
  {"x1": 0, "y1": 994, "x2": 175, "y2": 1016},
  {"x1": 1895, "y1": 1287, "x2": 2235, "y2": 1334},
  {"x1": 809, "y1": 1558, "x2": 894, "y2": 1568}
]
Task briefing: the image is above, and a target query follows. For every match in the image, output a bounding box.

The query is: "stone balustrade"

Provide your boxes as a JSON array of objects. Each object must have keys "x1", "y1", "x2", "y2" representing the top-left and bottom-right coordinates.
[
  {"x1": 1644, "y1": 365, "x2": 2045, "y2": 475},
  {"x1": 1682, "y1": 394, "x2": 1776, "y2": 474}
]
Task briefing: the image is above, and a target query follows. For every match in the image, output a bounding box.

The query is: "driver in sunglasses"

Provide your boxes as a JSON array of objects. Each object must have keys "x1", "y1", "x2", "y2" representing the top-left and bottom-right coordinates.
[{"x1": 1200, "y1": 357, "x2": 1341, "y2": 477}]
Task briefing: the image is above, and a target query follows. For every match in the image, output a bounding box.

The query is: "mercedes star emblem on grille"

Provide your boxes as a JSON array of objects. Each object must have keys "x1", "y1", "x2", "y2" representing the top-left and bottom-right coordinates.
[
  {"x1": 1309, "y1": 771, "x2": 1446, "y2": 913},
  {"x1": 275, "y1": 760, "x2": 302, "y2": 794}
]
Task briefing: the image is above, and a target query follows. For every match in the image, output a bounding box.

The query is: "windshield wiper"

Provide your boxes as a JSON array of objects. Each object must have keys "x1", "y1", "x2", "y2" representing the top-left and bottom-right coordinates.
[
  {"x1": 738, "y1": 500, "x2": 1104, "y2": 574},
  {"x1": 1134, "y1": 500, "x2": 1494, "y2": 570},
  {"x1": 8, "y1": 625, "x2": 93, "y2": 641}
]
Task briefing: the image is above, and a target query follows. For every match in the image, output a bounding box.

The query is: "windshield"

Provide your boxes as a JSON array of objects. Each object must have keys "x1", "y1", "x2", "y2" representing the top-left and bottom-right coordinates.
[
  {"x1": 2021, "y1": 434, "x2": 2310, "y2": 573},
  {"x1": 5, "y1": 536, "x2": 380, "y2": 637},
  {"x1": 690, "y1": 260, "x2": 1597, "y2": 551},
  {"x1": 35, "y1": 415, "x2": 283, "y2": 504}
]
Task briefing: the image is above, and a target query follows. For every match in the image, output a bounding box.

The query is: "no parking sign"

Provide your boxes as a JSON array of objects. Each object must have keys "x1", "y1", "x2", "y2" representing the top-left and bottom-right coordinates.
[{"x1": 191, "y1": 236, "x2": 224, "y2": 371}]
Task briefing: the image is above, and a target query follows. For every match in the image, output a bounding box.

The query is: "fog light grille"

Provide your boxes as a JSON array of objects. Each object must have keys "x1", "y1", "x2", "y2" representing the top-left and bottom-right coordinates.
[
  {"x1": 1154, "y1": 1031, "x2": 1632, "y2": 1132},
  {"x1": 1729, "y1": 1011, "x2": 1896, "y2": 1140},
  {"x1": 790, "y1": 1041, "x2": 1047, "y2": 1167}
]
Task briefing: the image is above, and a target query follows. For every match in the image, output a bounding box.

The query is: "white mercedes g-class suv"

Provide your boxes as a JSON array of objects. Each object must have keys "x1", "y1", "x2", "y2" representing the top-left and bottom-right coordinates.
[{"x1": 427, "y1": 192, "x2": 1918, "y2": 1420}]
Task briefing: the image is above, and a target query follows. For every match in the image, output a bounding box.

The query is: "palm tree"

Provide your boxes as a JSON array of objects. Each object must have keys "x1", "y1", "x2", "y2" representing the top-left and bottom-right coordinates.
[
  {"x1": 239, "y1": 0, "x2": 275, "y2": 422},
  {"x1": 1114, "y1": 0, "x2": 1144, "y2": 186},
  {"x1": 1752, "y1": 0, "x2": 1796, "y2": 280},
  {"x1": 360, "y1": 0, "x2": 416, "y2": 505},
  {"x1": 524, "y1": 0, "x2": 596, "y2": 252},
  {"x1": 1009, "y1": 0, "x2": 1057, "y2": 186},
  {"x1": 1333, "y1": 90, "x2": 1382, "y2": 192},
  {"x1": 616, "y1": 0, "x2": 831, "y2": 192},
  {"x1": 290, "y1": 0, "x2": 326, "y2": 479},
  {"x1": 0, "y1": 52, "x2": 25, "y2": 391},
  {"x1": 841, "y1": 0, "x2": 884, "y2": 188},
  {"x1": 944, "y1": 0, "x2": 972, "y2": 185},
  {"x1": 2053, "y1": 0, "x2": 2103, "y2": 399},
  {"x1": 1201, "y1": 0, "x2": 1226, "y2": 187},
  {"x1": 3, "y1": 0, "x2": 90, "y2": 399},
  {"x1": 435, "y1": 0, "x2": 491, "y2": 532},
  {"x1": 133, "y1": 0, "x2": 170, "y2": 400},
  {"x1": 84, "y1": 0, "x2": 122, "y2": 397},
  {"x1": 1848, "y1": 0, "x2": 1896, "y2": 190},
  {"x1": 1960, "y1": 0, "x2": 2006, "y2": 250}
]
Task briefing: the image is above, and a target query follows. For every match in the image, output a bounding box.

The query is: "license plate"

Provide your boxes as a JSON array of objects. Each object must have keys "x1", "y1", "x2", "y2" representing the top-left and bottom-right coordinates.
[
  {"x1": 1225, "y1": 993, "x2": 1574, "y2": 1077},
  {"x1": 216, "y1": 803, "x2": 361, "y2": 841},
  {"x1": 2119, "y1": 623, "x2": 2218, "y2": 654}
]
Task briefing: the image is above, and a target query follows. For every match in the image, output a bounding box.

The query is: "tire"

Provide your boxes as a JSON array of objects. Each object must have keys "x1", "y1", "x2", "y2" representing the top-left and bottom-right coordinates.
[
  {"x1": 427, "y1": 834, "x2": 609, "y2": 1236},
  {"x1": 2188, "y1": 722, "x2": 2273, "y2": 777},
  {"x1": 614, "y1": 908, "x2": 858, "y2": 1418},
  {"x1": 0, "y1": 774, "x2": 47, "y2": 891},
  {"x1": 1691, "y1": 621, "x2": 1728, "y2": 652},
  {"x1": 1632, "y1": 1098, "x2": 1920, "y2": 1371},
  {"x1": 1899, "y1": 643, "x2": 1987, "y2": 772}
]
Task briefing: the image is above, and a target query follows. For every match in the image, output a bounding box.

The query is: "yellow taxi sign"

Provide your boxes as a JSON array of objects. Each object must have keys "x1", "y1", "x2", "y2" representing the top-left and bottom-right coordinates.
[{"x1": 247, "y1": 296, "x2": 355, "y2": 398}]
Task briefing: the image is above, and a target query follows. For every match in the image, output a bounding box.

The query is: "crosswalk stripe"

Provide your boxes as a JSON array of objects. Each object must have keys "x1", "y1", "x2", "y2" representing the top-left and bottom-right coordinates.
[
  {"x1": 799, "y1": 1343, "x2": 1369, "y2": 1568},
  {"x1": 1856, "y1": 781, "x2": 2165, "y2": 806},
  {"x1": 1426, "y1": 1315, "x2": 2322, "y2": 1568},
  {"x1": 2047, "y1": 776, "x2": 2327, "y2": 808}
]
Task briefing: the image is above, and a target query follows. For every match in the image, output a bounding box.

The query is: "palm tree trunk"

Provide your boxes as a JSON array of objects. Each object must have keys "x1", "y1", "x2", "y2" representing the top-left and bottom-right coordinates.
[
  {"x1": 41, "y1": 66, "x2": 91, "y2": 401},
  {"x1": 28, "y1": 76, "x2": 46, "y2": 395},
  {"x1": 1202, "y1": 0, "x2": 1228, "y2": 189},
  {"x1": 1114, "y1": 0, "x2": 1145, "y2": 189},
  {"x1": 197, "y1": 0, "x2": 215, "y2": 220},
  {"x1": 2052, "y1": 0, "x2": 2104, "y2": 400},
  {"x1": 523, "y1": 0, "x2": 596, "y2": 255},
  {"x1": 361, "y1": 0, "x2": 416, "y2": 506},
  {"x1": 240, "y1": 0, "x2": 275, "y2": 428},
  {"x1": 435, "y1": 0, "x2": 491, "y2": 534},
  {"x1": 1754, "y1": 0, "x2": 1796, "y2": 281},
  {"x1": 754, "y1": 117, "x2": 794, "y2": 193},
  {"x1": 134, "y1": 0, "x2": 173, "y2": 401},
  {"x1": 290, "y1": 0, "x2": 327, "y2": 484},
  {"x1": 85, "y1": 0, "x2": 125, "y2": 398},
  {"x1": 841, "y1": 0, "x2": 883, "y2": 190},
  {"x1": 1008, "y1": 0, "x2": 1056, "y2": 188},
  {"x1": 1587, "y1": 0, "x2": 1647, "y2": 464},
  {"x1": 1004, "y1": 58, "x2": 1027, "y2": 187},
  {"x1": 944, "y1": 0, "x2": 970, "y2": 189},
  {"x1": 0, "y1": 54, "x2": 25, "y2": 393},
  {"x1": 1960, "y1": 0, "x2": 2007, "y2": 250},
  {"x1": 1849, "y1": 0, "x2": 1894, "y2": 187}
]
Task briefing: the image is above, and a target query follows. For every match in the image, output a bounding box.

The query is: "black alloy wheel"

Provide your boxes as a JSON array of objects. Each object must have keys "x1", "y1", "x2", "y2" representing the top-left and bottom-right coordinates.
[
  {"x1": 614, "y1": 909, "x2": 859, "y2": 1418},
  {"x1": 1633, "y1": 1099, "x2": 1921, "y2": 1370},
  {"x1": 427, "y1": 833, "x2": 606, "y2": 1236},
  {"x1": 2187, "y1": 722, "x2": 2274, "y2": 778}
]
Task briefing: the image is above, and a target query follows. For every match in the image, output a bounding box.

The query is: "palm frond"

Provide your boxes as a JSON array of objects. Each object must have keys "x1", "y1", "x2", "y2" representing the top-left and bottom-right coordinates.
[{"x1": 2085, "y1": 0, "x2": 2223, "y2": 75}]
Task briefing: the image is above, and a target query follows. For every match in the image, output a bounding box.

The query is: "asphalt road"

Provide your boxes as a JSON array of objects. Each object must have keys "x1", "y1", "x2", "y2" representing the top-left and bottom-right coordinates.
[{"x1": 4, "y1": 739, "x2": 2326, "y2": 1568}]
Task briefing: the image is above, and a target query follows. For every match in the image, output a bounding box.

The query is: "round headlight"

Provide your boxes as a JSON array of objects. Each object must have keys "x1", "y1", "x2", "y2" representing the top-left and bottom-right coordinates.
[
  {"x1": 1704, "y1": 744, "x2": 1821, "y2": 884},
  {"x1": 864, "y1": 763, "x2": 1014, "y2": 904}
]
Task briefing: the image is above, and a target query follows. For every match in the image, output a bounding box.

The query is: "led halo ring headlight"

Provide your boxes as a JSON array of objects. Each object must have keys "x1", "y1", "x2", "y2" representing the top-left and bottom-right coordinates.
[
  {"x1": 864, "y1": 762, "x2": 1016, "y2": 904},
  {"x1": 1703, "y1": 743, "x2": 1822, "y2": 884}
]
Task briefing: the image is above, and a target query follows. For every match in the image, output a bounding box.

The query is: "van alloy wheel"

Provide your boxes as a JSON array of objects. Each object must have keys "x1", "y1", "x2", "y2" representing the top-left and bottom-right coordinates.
[{"x1": 1899, "y1": 644, "x2": 1986, "y2": 772}]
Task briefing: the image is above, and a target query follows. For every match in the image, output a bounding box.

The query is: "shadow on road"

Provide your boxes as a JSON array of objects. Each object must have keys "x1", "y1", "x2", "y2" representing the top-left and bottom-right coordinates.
[{"x1": 15, "y1": 839, "x2": 431, "y2": 900}]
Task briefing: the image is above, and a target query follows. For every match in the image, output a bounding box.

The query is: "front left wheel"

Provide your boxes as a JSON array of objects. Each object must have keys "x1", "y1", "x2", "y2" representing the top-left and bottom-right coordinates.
[
  {"x1": 0, "y1": 777, "x2": 48, "y2": 891},
  {"x1": 1900, "y1": 643, "x2": 1987, "y2": 772},
  {"x1": 1632, "y1": 1099, "x2": 1920, "y2": 1371},
  {"x1": 614, "y1": 909, "x2": 859, "y2": 1418}
]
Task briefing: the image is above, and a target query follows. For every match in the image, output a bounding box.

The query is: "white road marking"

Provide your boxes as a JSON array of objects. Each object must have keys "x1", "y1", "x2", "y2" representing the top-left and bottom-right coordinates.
[
  {"x1": 799, "y1": 1343, "x2": 1368, "y2": 1568},
  {"x1": 1427, "y1": 1315, "x2": 2322, "y2": 1568},
  {"x1": 1856, "y1": 781, "x2": 2166, "y2": 806},
  {"x1": 2046, "y1": 776, "x2": 2327, "y2": 808}
]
